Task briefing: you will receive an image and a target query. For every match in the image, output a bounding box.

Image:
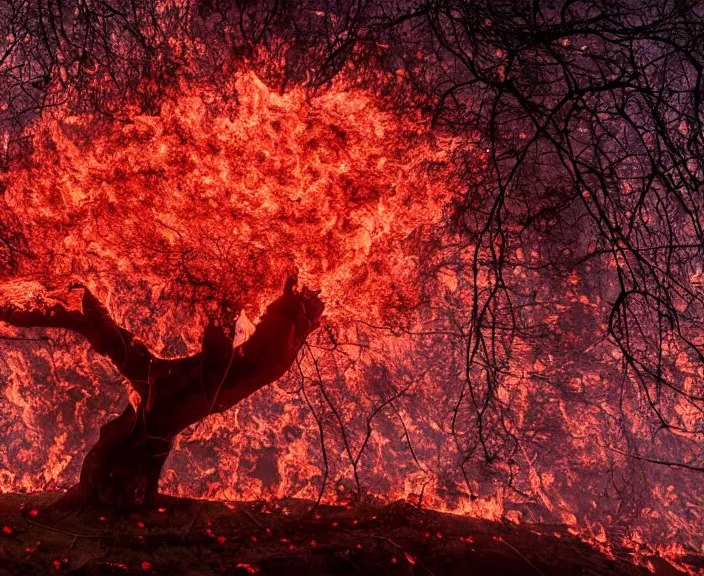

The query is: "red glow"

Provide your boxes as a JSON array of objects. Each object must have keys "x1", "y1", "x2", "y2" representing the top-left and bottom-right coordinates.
[{"x1": 0, "y1": 23, "x2": 701, "y2": 566}]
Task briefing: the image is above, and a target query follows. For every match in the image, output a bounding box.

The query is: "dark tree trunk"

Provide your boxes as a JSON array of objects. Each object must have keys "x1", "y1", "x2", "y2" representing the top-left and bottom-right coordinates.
[
  {"x1": 2, "y1": 278, "x2": 323, "y2": 511},
  {"x1": 67, "y1": 405, "x2": 169, "y2": 509}
]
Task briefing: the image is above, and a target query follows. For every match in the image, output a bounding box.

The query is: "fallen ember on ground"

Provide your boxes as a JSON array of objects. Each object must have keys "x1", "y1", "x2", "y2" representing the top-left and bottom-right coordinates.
[
  {"x1": 2, "y1": 1, "x2": 704, "y2": 575},
  {"x1": 1, "y1": 492, "x2": 702, "y2": 576}
]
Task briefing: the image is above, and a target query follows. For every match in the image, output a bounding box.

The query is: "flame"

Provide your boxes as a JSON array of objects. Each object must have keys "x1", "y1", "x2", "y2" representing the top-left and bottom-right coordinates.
[
  {"x1": 2, "y1": 70, "x2": 456, "y2": 341},
  {"x1": 0, "y1": 64, "x2": 464, "y2": 503},
  {"x1": 0, "y1": 57, "x2": 703, "y2": 560}
]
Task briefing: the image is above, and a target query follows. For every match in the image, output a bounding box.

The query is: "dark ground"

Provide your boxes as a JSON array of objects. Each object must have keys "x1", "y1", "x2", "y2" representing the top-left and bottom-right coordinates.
[{"x1": 0, "y1": 492, "x2": 701, "y2": 576}]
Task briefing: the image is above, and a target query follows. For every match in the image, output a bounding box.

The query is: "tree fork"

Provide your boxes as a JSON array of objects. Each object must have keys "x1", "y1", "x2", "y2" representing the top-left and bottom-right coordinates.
[{"x1": 1, "y1": 277, "x2": 324, "y2": 510}]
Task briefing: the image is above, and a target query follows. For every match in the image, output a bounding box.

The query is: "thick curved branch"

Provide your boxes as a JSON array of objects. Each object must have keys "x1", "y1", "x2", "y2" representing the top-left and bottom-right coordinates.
[{"x1": 1, "y1": 286, "x2": 155, "y2": 391}]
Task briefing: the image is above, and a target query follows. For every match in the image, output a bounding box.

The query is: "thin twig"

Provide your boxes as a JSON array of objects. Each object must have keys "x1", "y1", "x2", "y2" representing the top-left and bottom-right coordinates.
[
  {"x1": 495, "y1": 536, "x2": 547, "y2": 576},
  {"x1": 305, "y1": 343, "x2": 360, "y2": 498},
  {"x1": 372, "y1": 536, "x2": 437, "y2": 576},
  {"x1": 26, "y1": 519, "x2": 105, "y2": 539},
  {"x1": 238, "y1": 506, "x2": 263, "y2": 528},
  {"x1": 182, "y1": 506, "x2": 201, "y2": 542},
  {"x1": 298, "y1": 356, "x2": 329, "y2": 515}
]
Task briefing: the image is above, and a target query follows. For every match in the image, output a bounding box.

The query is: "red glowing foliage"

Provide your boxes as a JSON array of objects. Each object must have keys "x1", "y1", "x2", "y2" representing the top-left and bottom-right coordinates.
[
  {"x1": 1, "y1": 70, "x2": 454, "y2": 335},
  {"x1": 1, "y1": 62, "x2": 458, "y2": 512}
]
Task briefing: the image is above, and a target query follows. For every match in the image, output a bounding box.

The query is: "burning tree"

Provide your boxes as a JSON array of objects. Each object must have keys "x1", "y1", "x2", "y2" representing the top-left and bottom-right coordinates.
[
  {"x1": 1, "y1": 278, "x2": 323, "y2": 509},
  {"x1": 1, "y1": 0, "x2": 703, "y2": 555},
  {"x1": 0, "y1": 59, "x2": 457, "y2": 510}
]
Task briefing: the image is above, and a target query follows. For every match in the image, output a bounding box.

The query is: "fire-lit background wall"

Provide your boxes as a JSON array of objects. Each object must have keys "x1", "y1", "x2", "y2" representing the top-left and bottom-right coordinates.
[{"x1": 1, "y1": 0, "x2": 703, "y2": 554}]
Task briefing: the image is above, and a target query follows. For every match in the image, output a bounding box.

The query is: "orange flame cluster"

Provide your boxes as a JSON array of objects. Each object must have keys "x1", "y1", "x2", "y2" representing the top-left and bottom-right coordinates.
[
  {"x1": 0, "y1": 65, "x2": 463, "y2": 503},
  {"x1": 2, "y1": 70, "x2": 456, "y2": 343},
  {"x1": 1, "y1": 60, "x2": 703, "y2": 561}
]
